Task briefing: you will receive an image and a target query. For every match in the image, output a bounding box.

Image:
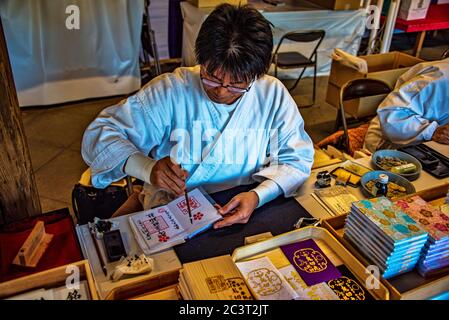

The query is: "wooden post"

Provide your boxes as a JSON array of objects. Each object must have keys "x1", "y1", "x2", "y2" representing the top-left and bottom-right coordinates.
[
  {"x1": 413, "y1": 31, "x2": 426, "y2": 58},
  {"x1": 0, "y1": 18, "x2": 41, "y2": 224}
]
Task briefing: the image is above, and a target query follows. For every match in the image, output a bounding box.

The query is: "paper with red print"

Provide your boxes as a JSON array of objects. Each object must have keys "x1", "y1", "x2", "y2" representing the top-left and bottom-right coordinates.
[
  {"x1": 166, "y1": 188, "x2": 222, "y2": 234},
  {"x1": 129, "y1": 188, "x2": 222, "y2": 255}
]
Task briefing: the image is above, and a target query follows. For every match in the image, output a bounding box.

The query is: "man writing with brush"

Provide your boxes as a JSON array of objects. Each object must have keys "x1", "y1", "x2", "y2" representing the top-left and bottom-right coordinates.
[{"x1": 81, "y1": 4, "x2": 314, "y2": 229}]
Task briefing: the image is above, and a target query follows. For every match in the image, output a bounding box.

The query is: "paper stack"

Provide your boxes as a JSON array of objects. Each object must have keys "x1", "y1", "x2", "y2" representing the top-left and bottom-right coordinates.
[{"x1": 178, "y1": 255, "x2": 253, "y2": 300}]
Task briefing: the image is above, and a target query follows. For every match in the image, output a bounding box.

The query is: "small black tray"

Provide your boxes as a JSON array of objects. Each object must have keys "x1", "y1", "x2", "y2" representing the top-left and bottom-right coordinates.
[{"x1": 399, "y1": 144, "x2": 449, "y2": 179}]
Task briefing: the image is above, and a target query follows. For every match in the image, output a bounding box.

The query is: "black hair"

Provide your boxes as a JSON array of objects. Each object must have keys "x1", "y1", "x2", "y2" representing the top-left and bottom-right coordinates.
[{"x1": 195, "y1": 4, "x2": 273, "y2": 83}]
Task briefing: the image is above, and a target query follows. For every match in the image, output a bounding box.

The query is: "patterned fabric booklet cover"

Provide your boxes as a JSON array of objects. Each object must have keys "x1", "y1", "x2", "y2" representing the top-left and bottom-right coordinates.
[
  {"x1": 280, "y1": 239, "x2": 341, "y2": 286},
  {"x1": 350, "y1": 209, "x2": 427, "y2": 251},
  {"x1": 345, "y1": 224, "x2": 422, "y2": 267},
  {"x1": 352, "y1": 197, "x2": 428, "y2": 245},
  {"x1": 344, "y1": 230, "x2": 419, "y2": 277},
  {"x1": 394, "y1": 196, "x2": 449, "y2": 241},
  {"x1": 129, "y1": 188, "x2": 222, "y2": 255},
  {"x1": 346, "y1": 214, "x2": 426, "y2": 258}
]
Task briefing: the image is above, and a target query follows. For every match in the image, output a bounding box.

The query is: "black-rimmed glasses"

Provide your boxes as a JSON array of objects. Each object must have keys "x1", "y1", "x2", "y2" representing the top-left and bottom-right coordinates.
[{"x1": 200, "y1": 75, "x2": 252, "y2": 94}]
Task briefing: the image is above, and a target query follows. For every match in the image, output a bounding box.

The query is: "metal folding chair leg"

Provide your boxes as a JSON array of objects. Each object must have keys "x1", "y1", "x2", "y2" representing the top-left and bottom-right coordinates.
[
  {"x1": 312, "y1": 63, "x2": 317, "y2": 105},
  {"x1": 288, "y1": 66, "x2": 306, "y2": 92},
  {"x1": 334, "y1": 109, "x2": 342, "y2": 132},
  {"x1": 289, "y1": 66, "x2": 316, "y2": 109}
]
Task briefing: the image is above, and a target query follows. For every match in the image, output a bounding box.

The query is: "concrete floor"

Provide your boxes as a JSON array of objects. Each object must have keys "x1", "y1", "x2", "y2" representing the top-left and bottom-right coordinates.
[{"x1": 20, "y1": 44, "x2": 449, "y2": 216}]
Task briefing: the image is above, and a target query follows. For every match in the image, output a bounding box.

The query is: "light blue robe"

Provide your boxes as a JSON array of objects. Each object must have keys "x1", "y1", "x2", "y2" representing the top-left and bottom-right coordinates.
[
  {"x1": 82, "y1": 66, "x2": 314, "y2": 200},
  {"x1": 364, "y1": 59, "x2": 449, "y2": 152}
]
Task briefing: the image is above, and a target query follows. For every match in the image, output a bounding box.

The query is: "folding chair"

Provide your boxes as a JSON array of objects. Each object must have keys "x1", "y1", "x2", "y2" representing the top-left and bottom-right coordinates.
[
  {"x1": 272, "y1": 30, "x2": 325, "y2": 108},
  {"x1": 338, "y1": 78, "x2": 391, "y2": 153}
]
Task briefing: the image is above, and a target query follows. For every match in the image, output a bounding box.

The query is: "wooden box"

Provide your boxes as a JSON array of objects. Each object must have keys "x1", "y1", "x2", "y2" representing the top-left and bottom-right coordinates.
[
  {"x1": 322, "y1": 183, "x2": 449, "y2": 300},
  {"x1": 398, "y1": 0, "x2": 431, "y2": 20},
  {"x1": 0, "y1": 260, "x2": 98, "y2": 300},
  {"x1": 325, "y1": 51, "x2": 423, "y2": 118},
  {"x1": 105, "y1": 268, "x2": 181, "y2": 300},
  {"x1": 187, "y1": 0, "x2": 247, "y2": 8},
  {"x1": 232, "y1": 226, "x2": 390, "y2": 300}
]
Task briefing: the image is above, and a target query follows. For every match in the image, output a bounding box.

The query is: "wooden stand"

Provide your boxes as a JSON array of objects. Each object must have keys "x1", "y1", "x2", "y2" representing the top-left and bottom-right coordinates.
[{"x1": 13, "y1": 221, "x2": 53, "y2": 268}]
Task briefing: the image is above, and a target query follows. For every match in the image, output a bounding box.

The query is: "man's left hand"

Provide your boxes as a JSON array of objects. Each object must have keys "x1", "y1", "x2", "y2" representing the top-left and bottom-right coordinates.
[{"x1": 213, "y1": 192, "x2": 259, "y2": 229}]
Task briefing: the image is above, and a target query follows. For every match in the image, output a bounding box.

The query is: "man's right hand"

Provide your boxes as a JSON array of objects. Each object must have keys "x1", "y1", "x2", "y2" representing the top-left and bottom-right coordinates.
[
  {"x1": 150, "y1": 156, "x2": 188, "y2": 196},
  {"x1": 432, "y1": 123, "x2": 449, "y2": 145}
]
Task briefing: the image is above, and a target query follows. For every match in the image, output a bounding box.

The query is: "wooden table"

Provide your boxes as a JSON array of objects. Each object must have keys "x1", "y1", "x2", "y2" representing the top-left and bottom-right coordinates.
[
  {"x1": 295, "y1": 141, "x2": 449, "y2": 219},
  {"x1": 393, "y1": 4, "x2": 449, "y2": 58},
  {"x1": 76, "y1": 216, "x2": 182, "y2": 299}
]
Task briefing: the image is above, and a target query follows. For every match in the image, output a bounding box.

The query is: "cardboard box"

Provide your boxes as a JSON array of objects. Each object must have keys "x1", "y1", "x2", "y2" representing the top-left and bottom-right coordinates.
[
  {"x1": 304, "y1": 0, "x2": 362, "y2": 10},
  {"x1": 397, "y1": 0, "x2": 431, "y2": 20},
  {"x1": 326, "y1": 51, "x2": 423, "y2": 118},
  {"x1": 187, "y1": 0, "x2": 247, "y2": 8}
]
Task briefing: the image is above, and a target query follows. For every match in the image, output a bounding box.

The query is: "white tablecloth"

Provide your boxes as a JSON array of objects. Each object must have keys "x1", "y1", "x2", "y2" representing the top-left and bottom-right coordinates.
[
  {"x1": 180, "y1": 1, "x2": 366, "y2": 79},
  {"x1": 0, "y1": 0, "x2": 145, "y2": 107}
]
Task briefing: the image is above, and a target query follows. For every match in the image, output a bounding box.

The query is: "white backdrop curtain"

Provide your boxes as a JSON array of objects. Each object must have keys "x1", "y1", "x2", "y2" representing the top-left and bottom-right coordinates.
[
  {"x1": 181, "y1": 1, "x2": 367, "y2": 79},
  {"x1": 0, "y1": 0, "x2": 145, "y2": 107}
]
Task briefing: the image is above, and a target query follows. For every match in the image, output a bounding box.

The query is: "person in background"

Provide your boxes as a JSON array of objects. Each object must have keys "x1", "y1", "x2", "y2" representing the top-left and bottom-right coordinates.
[
  {"x1": 81, "y1": 4, "x2": 314, "y2": 228},
  {"x1": 364, "y1": 58, "x2": 449, "y2": 152}
]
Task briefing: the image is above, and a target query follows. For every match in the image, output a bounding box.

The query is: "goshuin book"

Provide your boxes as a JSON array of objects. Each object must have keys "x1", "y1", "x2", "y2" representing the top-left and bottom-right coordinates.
[{"x1": 129, "y1": 188, "x2": 222, "y2": 255}]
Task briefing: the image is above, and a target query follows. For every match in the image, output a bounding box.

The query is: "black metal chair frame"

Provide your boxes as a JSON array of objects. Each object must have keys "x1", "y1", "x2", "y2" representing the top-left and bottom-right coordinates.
[
  {"x1": 272, "y1": 30, "x2": 325, "y2": 108},
  {"x1": 338, "y1": 78, "x2": 391, "y2": 153}
]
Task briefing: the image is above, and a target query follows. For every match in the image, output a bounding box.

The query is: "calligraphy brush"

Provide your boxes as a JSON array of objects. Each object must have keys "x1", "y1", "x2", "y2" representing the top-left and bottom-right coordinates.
[
  {"x1": 88, "y1": 223, "x2": 108, "y2": 276},
  {"x1": 185, "y1": 191, "x2": 193, "y2": 224},
  {"x1": 177, "y1": 162, "x2": 193, "y2": 224}
]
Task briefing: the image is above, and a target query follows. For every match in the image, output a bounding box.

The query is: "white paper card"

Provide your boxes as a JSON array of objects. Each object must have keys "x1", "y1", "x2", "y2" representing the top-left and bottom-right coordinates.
[
  {"x1": 129, "y1": 188, "x2": 222, "y2": 254},
  {"x1": 279, "y1": 265, "x2": 339, "y2": 300},
  {"x1": 236, "y1": 257, "x2": 298, "y2": 300}
]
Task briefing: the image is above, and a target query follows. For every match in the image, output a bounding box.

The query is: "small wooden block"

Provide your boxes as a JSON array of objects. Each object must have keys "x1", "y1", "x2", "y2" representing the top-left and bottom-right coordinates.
[
  {"x1": 353, "y1": 150, "x2": 370, "y2": 159},
  {"x1": 131, "y1": 286, "x2": 180, "y2": 300},
  {"x1": 326, "y1": 145, "x2": 344, "y2": 159},
  {"x1": 244, "y1": 232, "x2": 273, "y2": 245},
  {"x1": 13, "y1": 221, "x2": 53, "y2": 268}
]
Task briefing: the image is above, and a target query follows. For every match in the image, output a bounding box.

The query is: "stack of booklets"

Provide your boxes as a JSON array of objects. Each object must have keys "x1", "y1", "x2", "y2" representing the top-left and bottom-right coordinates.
[
  {"x1": 178, "y1": 255, "x2": 253, "y2": 300},
  {"x1": 394, "y1": 196, "x2": 449, "y2": 277},
  {"x1": 344, "y1": 197, "x2": 428, "y2": 279},
  {"x1": 128, "y1": 188, "x2": 222, "y2": 255}
]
